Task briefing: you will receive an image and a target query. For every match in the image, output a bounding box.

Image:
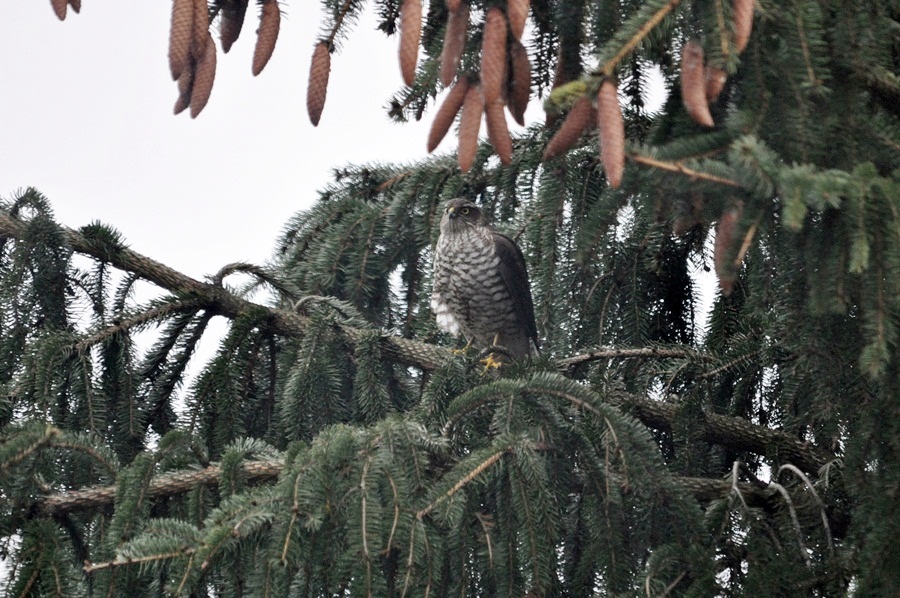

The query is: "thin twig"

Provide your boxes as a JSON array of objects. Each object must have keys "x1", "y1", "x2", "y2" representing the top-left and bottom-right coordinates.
[{"x1": 630, "y1": 154, "x2": 742, "y2": 187}]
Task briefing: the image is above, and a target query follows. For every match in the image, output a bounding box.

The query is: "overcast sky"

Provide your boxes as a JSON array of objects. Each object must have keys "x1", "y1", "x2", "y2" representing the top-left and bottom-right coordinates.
[{"x1": 0, "y1": 1, "x2": 467, "y2": 281}]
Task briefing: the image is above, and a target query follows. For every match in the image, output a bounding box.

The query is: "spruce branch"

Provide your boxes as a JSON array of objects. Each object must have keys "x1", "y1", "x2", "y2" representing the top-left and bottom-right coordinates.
[
  {"x1": 84, "y1": 548, "x2": 196, "y2": 574},
  {"x1": 74, "y1": 298, "x2": 208, "y2": 352},
  {"x1": 610, "y1": 392, "x2": 831, "y2": 474},
  {"x1": 558, "y1": 346, "x2": 709, "y2": 369},
  {"x1": 416, "y1": 448, "x2": 508, "y2": 520},
  {"x1": 34, "y1": 458, "x2": 777, "y2": 520},
  {"x1": 630, "y1": 153, "x2": 742, "y2": 187},
  {"x1": 596, "y1": 0, "x2": 684, "y2": 77},
  {"x1": 0, "y1": 209, "x2": 450, "y2": 371},
  {"x1": 35, "y1": 460, "x2": 282, "y2": 517}
]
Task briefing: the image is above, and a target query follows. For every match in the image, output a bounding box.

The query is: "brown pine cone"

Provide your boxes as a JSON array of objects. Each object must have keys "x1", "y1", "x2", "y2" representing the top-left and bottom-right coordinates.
[
  {"x1": 733, "y1": 0, "x2": 754, "y2": 54},
  {"x1": 190, "y1": 32, "x2": 217, "y2": 118},
  {"x1": 542, "y1": 96, "x2": 594, "y2": 161},
  {"x1": 169, "y1": 0, "x2": 193, "y2": 80},
  {"x1": 481, "y1": 7, "x2": 507, "y2": 104},
  {"x1": 506, "y1": 0, "x2": 529, "y2": 40},
  {"x1": 191, "y1": 0, "x2": 209, "y2": 61},
  {"x1": 399, "y1": 0, "x2": 423, "y2": 86},
  {"x1": 714, "y1": 203, "x2": 743, "y2": 295},
  {"x1": 458, "y1": 85, "x2": 484, "y2": 172},
  {"x1": 440, "y1": 2, "x2": 469, "y2": 87},
  {"x1": 681, "y1": 40, "x2": 714, "y2": 127},
  {"x1": 174, "y1": 59, "x2": 195, "y2": 115},
  {"x1": 428, "y1": 77, "x2": 471, "y2": 153},
  {"x1": 252, "y1": 0, "x2": 281, "y2": 76},
  {"x1": 506, "y1": 38, "x2": 531, "y2": 125},
  {"x1": 485, "y1": 98, "x2": 513, "y2": 164},
  {"x1": 220, "y1": 0, "x2": 249, "y2": 53},
  {"x1": 50, "y1": 0, "x2": 67, "y2": 20},
  {"x1": 597, "y1": 80, "x2": 625, "y2": 188},
  {"x1": 307, "y1": 42, "x2": 331, "y2": 126}
]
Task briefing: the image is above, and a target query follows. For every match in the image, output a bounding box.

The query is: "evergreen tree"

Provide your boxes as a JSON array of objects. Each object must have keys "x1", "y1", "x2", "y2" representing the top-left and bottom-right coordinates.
[{"x1": 2, "y1": 0, "x2": 898, "y2": 596}]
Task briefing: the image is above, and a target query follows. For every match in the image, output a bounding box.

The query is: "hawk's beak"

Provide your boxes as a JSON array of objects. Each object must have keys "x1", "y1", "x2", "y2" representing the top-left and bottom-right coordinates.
[{"x1": 447, "y1": 207, "x2": 458, "y2": 219}]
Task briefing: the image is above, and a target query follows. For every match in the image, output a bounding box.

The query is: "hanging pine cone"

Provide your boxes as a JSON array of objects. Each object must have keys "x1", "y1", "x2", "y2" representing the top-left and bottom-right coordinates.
[
  {"x1": 714, "y1": 203, "x2": 743, "y2": 295},
  {"x1": 458, "y1": 85, "x2": 484, "y2": 172},
  {"x1": 428, "y1": 77, "x2": 471, "y2": 153},
  {"x1": 485, "y1": 98, "x2": 513, "y2": 164},
  {"x1": 597, "y1": 79, "x2": 625, "y2": 188},
  {"x1": 506, "y1": 0, "x2": 529, "y2": 40},
  {"x1": 681, "y1": 40, "x2": 714, "y2": 127},
  {"x1": 51, "y1": 0, "x2": 67, "y2": 20},
  {"x1": 542, "y1": 96, "x2": 594, "y2": 161},
  {"x1": 440, "y1": 2, "x2": 469, "y2": 87},
  {"x1": 307, "y1": 42, "x2": 331, "y2": 126},
  {"x1": 190, "y1": 32, "x2": 217, "y2": 118},
  {"x1": 220, "y1": 0, "x2": 249, "y2": 53},
  {"x1": 506, "y1": 39, "x2": 531, "y2": 126},
  {"x1": 252, "y1": 0, "x2": 280, "y2": 76},
  {"x1": 733, "y1": 0, "x2": 755, "y2": 54},
  {"x1": 169, "y1": 0, "x2": 193, "y2": 80},
  {"x1": 481, "y1": 7, "x2": 507, "y2": 105},
  {"x1": 191, "y1": 0, "x2": 209, "y2": 61},
  {"x1": 399, "y1": 0, "x2": 423, "y2": 86},
  {"x1": 173, "y1": 59, "x2": 195, "y2": 115}
]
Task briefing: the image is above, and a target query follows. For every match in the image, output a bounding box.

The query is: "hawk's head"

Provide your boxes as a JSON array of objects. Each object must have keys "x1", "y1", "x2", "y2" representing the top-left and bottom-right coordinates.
[{"x1": 440, "y1": 198, "x2": 483, "y2": 233}]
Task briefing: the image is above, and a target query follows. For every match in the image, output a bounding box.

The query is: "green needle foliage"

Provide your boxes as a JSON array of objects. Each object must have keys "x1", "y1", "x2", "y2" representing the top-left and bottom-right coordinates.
[{"x1": 2, "y1": 0, "x2": 899, "y2": 596}]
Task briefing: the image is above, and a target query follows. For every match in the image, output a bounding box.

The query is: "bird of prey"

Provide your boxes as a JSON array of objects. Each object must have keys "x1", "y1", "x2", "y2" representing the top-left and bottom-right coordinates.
[{"x1": 431, "y1": 198, "x2": 539, "y2": 361}]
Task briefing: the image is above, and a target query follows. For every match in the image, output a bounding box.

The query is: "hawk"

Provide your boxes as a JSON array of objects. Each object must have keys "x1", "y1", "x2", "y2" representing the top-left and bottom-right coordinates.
[{"x1": 431, "y1": 198, "x2": 539, "y2": 360}]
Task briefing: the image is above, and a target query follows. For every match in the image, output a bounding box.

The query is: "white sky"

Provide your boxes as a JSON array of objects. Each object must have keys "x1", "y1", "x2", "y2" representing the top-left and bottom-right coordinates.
[{"x1": 0, "y1": 1, "x2": 466, "y2": 280}]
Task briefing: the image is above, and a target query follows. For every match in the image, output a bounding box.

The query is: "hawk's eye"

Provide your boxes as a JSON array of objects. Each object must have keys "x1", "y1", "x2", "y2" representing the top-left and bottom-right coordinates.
[{"x1": 461, "y1": 207, "x2": 470, "y2": 215}]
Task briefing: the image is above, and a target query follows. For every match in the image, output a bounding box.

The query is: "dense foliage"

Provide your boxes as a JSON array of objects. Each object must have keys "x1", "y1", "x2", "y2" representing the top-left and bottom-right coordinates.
[{"x1": 2, "y1": 0, "x2": 898, "y2": 596}]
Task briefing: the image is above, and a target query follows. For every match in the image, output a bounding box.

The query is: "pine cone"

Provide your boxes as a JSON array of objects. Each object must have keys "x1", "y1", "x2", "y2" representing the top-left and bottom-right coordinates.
[
  {"x1": 542, "y1": 96, "x2": 594, "y2": 161},
  {"x1": 428, "y1": 77, "x2": 470, "y2": 153},
  {"x1": 681, "y1": 40, "x2": 714, "y2": 127},
  {"x1": 458, "y1": 85, "x2": 484, "y2": 172},
  {"x1": 733, "y1": 0, "x2": 754, "y2": 54},
  {"x1": 399, "y1": 0, "x2": 423, "y2": 86},
  {"x1": 705, "y1": 66, "x2": 727, "y2": 101},
  {"x1": 714, "y1": 203, "x2": 743, "y2": 295},
  {"x1": 190, "y1": 32, "x2": 217, "y2": 118},
  {"x1": 506, "y1": 0, "x2": 529, "y2": 40},
  {"x1": 439, "y1": 2, "x2": 469, "y2": 87},
  {"x1": 485, "y1": 98, "x2": 513, "y2": 164},
  {"x1": 51, "y1": 0, "x2": 67, "y2": 20},
  {"x1": 481, "y1": 7, "x2": 507, "y2": 105},
  {"x1": 220, "y1": 0, "x2": 249, "y2": 53},
  {"x1": 67, "y1": 0, "x2": 81, "y2": 14},
  {"x1": 191, "y1": 0, "x2": 209, "y2": 61},
  {"x1": 252, "y1": 0, "x2": 281, "y2": 76},
  {"x1": 506, "y1": 38, "x2": 530, "y2": 125},
  {"x1": 173, "y1": 59, "x2": 195, "y2": 115},
  {"x1": 307, "y1": 42, "x2": 331, "y2": 126},
  {"x1": 169, "y1": 0, "x2": 193, "y2": 80},
  {"x1": 597, "y1": 80, "x2": 625, "y2": 188}
]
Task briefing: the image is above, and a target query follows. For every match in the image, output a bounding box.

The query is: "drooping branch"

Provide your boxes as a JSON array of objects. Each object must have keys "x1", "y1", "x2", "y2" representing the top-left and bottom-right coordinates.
[
  {"x1": 558, "y1": 346, "x2": 711, "y2": 369},
  {"x1": 0, "y1": 210, "x2": 450, "y2": 371},
  {"x1": 35, "y1": 460, "x2": 282, "y2": 517},
  {"x1": 34, "y1": 458, "x2": 774, "y2": 518},
  {"x1": 611, "y1": 392, "x2": 832, "y2": 474}
]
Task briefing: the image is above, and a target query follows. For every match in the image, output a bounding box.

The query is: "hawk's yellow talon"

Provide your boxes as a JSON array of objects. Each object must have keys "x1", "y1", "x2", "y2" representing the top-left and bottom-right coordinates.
[{"x1": 480, "y1": 353, "x2": 503, "y2": 373}]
